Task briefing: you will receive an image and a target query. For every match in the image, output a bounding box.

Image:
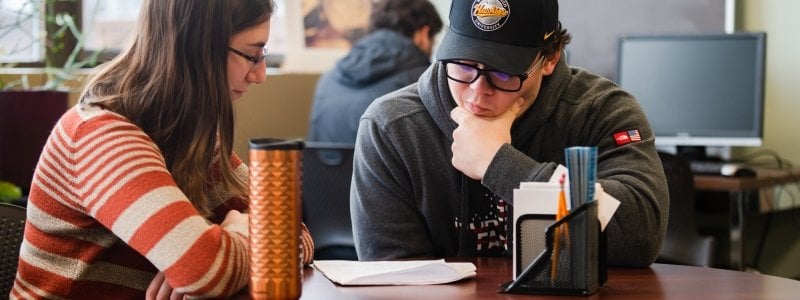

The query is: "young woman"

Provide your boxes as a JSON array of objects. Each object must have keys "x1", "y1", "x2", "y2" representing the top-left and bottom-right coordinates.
[{"x1": 10, "y1": 1, "x2": 313, "y2": 299}]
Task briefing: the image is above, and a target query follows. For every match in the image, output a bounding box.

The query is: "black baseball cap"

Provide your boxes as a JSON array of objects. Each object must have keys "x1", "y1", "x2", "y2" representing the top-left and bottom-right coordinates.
[{"x1": 435, "y1": 0, "x2": 559, "y2": 75}]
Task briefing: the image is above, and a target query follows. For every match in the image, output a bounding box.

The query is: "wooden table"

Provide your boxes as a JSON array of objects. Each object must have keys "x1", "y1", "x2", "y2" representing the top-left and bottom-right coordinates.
[
  {"x1": 694, "y1": 168, "x2": 800, "y2": 270},
  {"x1": 297, "y1": 257, "x2": 800, "y2": 299}
]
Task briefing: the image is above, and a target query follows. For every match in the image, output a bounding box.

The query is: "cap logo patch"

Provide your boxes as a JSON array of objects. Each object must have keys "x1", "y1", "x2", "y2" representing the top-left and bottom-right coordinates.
[{"x1": 471, "y1": 0, "x2": 510, "y2": 32}]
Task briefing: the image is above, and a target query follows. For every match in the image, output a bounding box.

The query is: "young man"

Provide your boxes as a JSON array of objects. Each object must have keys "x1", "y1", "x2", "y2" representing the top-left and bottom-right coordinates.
[
  {"x1": 307, "y1": 0, "x2": 443, "y2": 144},
  {"x1": 351, "y1": 0, "x2": 668, "y2": 267}
]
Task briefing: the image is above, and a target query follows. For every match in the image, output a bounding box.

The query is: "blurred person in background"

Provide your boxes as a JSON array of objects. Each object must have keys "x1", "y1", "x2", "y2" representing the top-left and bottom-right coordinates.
[{"x1": 307, "y1": 0, "x2": 443, "y2": 144}]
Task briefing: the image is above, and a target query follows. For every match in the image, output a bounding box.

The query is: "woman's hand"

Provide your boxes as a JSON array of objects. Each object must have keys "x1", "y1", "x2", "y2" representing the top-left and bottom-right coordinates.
[
  {"x1": 146, "y1": 272, "x2": 185, "y2": 300},
  {"x1": 220, "y1": 210, "x2": 249, "y2": 238},
  {"x1": 220, "y1": 209, "x2": 248, "y2": 229}
]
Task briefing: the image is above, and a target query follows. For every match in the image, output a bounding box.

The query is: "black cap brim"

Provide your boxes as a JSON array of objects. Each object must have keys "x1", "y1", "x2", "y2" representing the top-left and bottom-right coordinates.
[{"x1": 435, "y1": 27, "x2": 542, "y2": 75}]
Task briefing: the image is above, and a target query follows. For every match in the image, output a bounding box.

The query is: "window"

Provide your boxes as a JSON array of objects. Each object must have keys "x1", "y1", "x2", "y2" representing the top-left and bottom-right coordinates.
[
  {"x1": 81, "y1": 0, "x2": 287, "y2": 66},
  {"x1": 82, "y1": 0, "x2": 140, "y2": 51},
  {"x1": 0, "y1": 0, "x2": 44, "y2": 63},
  {"x1": 4, "y1": 0, "x2": 289, "y2": 66}
]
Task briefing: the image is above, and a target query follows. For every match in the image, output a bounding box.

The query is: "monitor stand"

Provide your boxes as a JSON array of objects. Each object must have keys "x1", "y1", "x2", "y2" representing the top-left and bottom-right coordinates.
[
  {"x1": 668, "y1": 145, "x2": 732, "y2": 162},
  {"x1": 676, "y1": 146, "x2": 713, "y2": 161}
]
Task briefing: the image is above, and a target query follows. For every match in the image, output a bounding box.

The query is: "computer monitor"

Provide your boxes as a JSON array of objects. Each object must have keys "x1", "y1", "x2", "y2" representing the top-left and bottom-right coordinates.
[{"x1": 617, "y1": 32, "x2": 766, "y2": 161}]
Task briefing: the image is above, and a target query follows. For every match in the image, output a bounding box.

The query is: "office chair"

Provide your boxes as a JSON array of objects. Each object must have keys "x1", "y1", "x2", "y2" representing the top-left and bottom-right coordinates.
[
  {"x1": 301, "y1": 142, "x2": 357, "y2": 260},
  {"x1": 1, "y1": 203, "x2": 26, "y2": 296},
  {"x1": 656, "y1": 152, "x2": 716, "y2": 267}
]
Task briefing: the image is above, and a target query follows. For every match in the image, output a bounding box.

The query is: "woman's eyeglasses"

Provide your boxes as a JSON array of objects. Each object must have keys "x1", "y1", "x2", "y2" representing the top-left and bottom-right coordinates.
[
  {"x1": 228, "y1": 46, "x2": 268, "y2": 72},
  {"x1": 443, "y1": 57, "x2": 546, "y2": 92}
]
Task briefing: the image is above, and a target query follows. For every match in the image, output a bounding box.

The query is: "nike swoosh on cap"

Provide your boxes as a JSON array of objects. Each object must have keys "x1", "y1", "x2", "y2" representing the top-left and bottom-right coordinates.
[{"x1": 543, "y1": 30, "x2": 555, "y2": 40}]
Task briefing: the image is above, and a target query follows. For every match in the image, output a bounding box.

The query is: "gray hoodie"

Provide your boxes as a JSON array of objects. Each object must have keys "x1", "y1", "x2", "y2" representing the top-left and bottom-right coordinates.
[{"x1": 351, "y1": 57, "x2": 668, "y2": 267}]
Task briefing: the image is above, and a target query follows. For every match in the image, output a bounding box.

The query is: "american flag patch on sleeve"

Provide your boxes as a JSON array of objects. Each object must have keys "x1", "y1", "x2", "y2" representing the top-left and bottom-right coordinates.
[{"x1": 613, "y1": 129, "x2": 642, "y2": 146}]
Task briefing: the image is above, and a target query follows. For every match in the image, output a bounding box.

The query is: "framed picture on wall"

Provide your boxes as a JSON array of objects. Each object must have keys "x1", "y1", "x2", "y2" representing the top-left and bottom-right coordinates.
[
  {"x1": 281, "y1": 0, "x2": 373, "y2": 73},
  {"x1": 303, "y1": 0, "x2": 371, "y2": 49}
]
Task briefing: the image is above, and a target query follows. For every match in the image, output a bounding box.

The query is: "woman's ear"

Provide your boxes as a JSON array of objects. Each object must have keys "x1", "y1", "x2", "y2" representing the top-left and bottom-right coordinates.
[{"x1": 540, "y1": 50, "x2": 562, "y2": 76}]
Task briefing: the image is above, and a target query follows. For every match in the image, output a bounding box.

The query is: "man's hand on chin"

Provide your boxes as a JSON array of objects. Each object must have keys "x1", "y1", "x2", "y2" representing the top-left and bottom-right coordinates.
[{"x1": 449, "y1": 98, "x2": 523, "y2": 180}]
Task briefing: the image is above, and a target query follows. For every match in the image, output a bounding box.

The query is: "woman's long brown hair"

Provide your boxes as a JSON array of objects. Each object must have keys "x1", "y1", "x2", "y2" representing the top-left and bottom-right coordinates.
[{"x1": 80, "y1": 0, "x2": 274, "y2": 215}]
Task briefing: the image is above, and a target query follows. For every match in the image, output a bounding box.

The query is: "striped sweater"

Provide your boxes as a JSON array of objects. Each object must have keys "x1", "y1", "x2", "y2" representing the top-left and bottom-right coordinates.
[{"x1": 11, "y1": 105, "x2": 313, "y2": 299}]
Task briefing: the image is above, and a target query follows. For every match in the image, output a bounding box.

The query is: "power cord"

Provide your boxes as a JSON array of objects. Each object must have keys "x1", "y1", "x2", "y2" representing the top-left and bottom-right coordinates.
[
  {"x1": 735, "y1": 149, "x2": 794, "y2": 169},
  {"x1": 736, "y1": 149, "x2": 800, "y2": 273}
]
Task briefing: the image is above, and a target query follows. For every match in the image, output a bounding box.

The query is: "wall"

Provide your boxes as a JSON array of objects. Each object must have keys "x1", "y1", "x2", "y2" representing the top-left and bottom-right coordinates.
[
  {"x1": 232, "y1": 72, "x2": 319, "y2": 158},
  {"x1": 739, "y1": 0, "x2": 800, "y2": 165},
  {"x1": 737, "y1": 0, "x2": 800, "y2": 279}
]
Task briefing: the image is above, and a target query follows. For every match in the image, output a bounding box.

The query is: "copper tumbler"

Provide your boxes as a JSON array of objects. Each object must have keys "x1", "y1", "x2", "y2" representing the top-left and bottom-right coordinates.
[{"x1": 249, "y1": 138, "x2": 304, "y2": 300}]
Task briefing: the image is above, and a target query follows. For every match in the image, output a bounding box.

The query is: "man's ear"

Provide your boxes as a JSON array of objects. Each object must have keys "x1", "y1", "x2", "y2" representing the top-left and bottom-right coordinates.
[
  {"x1": 412, "y1": 25, "x2": 433, "y2": 57},
  {"x1": 540, "y1": 50, "x2": 562, "y2": 76}
]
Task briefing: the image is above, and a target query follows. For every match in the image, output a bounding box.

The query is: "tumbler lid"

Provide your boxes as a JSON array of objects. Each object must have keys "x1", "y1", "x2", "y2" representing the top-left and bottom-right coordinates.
[{"x1": 249, "y1": 138, "x2": 305, "y2": 150}]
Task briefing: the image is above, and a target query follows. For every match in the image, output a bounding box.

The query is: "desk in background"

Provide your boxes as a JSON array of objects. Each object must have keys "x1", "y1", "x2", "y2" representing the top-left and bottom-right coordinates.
[
  {"x1": 694, "y1": 168, "x2": 800, "y2": 271},
  {"x1": 298, "y1": 257, "x2": 800, "y2": 299}
]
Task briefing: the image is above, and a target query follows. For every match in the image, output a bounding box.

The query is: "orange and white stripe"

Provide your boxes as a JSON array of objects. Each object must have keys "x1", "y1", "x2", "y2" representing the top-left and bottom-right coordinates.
[{"x1": 10, "y1": 105, "x2": 256, "y2": 299}]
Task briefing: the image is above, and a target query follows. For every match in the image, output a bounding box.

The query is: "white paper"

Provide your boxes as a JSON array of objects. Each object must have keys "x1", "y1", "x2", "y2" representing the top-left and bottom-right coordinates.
[
  {"x1": 548, "y1": 164, "x2": 569, "y2": 184},
  {"x1": 511, "y1": 182, "x2": 559, "y2": 278},
  {"x1": 595, "y1": 184, "x2": 621, "y2": 232},
  {"x1": 513, "y1": 182, "x2": 561, "y2": 216},
  {"x1": 514, "y1": 166, "x2": 619, "y2": 231},
  {"x1": 312, "y1": 259, "x2": 476, "y2": 286}
]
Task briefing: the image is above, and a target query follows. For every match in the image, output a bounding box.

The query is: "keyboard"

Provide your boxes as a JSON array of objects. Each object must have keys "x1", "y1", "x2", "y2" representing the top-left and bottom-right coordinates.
[
  {"x1": 689, "y1": 161, "x2": 727, "y2": 175},
  {"x1": 689, "y1": 161, "x2": 756, "y2": 177}
]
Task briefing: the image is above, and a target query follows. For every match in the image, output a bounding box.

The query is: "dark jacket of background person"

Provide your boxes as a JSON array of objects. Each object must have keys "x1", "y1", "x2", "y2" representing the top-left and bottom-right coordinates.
[
  {"x1": 307, "y1": 0, "x2": 443, "y2": 144},
  {"x1": 307, "y1": 29, "x2": 430, "y2": 143}
]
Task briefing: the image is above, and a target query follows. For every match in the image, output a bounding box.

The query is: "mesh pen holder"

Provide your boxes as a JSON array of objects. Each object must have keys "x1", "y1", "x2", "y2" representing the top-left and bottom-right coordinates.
[{"x1": 501, "y1": 202, "x2": 607, "y2": 296}]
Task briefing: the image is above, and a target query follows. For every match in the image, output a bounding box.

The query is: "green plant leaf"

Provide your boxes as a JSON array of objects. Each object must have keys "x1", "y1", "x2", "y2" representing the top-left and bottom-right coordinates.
[
  {"x1": 0, "y1": 180, "x2": 23, "y2": 203},
  {"x1": 2, "y1": 0, "x2": 104, "y2": 91}
]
